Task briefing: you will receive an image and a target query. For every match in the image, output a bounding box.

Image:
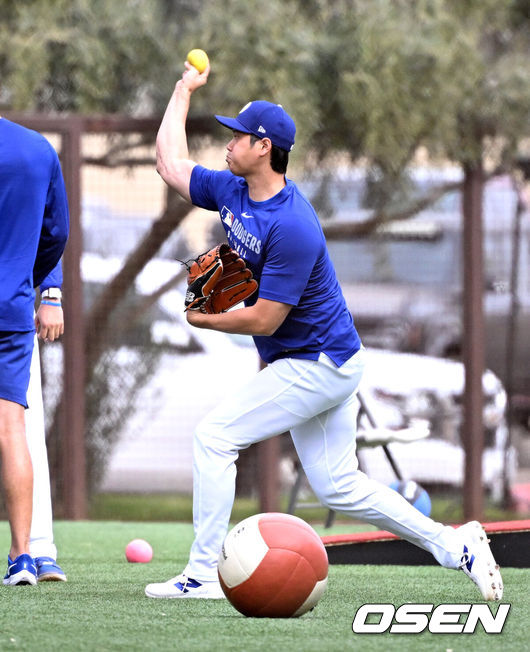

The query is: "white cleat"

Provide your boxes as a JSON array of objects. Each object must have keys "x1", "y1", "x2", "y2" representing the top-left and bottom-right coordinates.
[
  {"x1": 145, "y1": 573, "x2": 225, "y2": 599},
  {"x1": 457, "y1": 521, "x2": 503, "y2": 601}
]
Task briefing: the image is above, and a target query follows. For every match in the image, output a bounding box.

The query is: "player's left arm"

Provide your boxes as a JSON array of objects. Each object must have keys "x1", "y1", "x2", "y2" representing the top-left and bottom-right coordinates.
[{"x1": 186, "y1": 297, "x2": 292, "y2": 336}]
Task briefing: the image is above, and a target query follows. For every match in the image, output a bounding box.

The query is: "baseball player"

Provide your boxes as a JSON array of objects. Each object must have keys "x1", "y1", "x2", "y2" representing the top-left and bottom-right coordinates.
[
  {"x1": 0, "y1": 116, "x2": 69, "y2": 586},
  {"x1": 145, "y1": 61, "x2": 503, "y2": 602},
  {"x1": 25, "y1": 263, "x2": 67, "y2": 581}
]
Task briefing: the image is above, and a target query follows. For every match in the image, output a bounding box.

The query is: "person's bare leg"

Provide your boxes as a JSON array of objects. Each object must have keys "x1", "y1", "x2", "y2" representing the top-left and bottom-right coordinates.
[{"x1": 0, "y1": 398, "x2": 33, "y2": 559}]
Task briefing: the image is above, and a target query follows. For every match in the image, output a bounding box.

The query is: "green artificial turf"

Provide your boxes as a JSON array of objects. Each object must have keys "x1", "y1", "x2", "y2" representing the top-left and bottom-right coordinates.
[
  {"x1": 0, "y1": 520, "x2": 527, "y2": 651},
  {"x1": 89, "y1": 491, "x2": 530, "y2": 524}
]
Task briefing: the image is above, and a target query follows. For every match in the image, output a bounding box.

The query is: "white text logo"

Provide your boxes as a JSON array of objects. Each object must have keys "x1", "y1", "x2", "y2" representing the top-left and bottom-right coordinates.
[{"x1": 352, "y1": 603, "x2": 510, "y2": 635}]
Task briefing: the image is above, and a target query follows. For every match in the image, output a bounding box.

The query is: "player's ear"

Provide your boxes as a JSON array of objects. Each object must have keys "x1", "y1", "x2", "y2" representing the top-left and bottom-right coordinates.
[{"x1": 259, "y1": 137, "x2": 272, "y2": 156}]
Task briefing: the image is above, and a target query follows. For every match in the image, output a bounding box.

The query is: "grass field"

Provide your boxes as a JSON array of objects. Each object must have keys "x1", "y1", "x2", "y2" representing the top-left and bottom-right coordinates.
[
  {"x1": 0, "y1": 519, "x2": 526, "y2": 652},
  {"x1": 88, "y1": 491, "x2": 530, "y2": 524}
]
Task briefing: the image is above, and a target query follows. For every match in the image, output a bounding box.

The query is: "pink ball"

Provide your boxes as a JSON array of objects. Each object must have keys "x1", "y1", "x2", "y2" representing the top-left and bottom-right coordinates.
[{"x1": 125, "y1": 538, "x2": 153, "y2": 563}]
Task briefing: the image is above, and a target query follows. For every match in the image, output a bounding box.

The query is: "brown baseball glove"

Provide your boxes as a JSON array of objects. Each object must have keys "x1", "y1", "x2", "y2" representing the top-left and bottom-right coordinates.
[{"x1": 183, "y1": 243, "x2": 258, "y2": 313}]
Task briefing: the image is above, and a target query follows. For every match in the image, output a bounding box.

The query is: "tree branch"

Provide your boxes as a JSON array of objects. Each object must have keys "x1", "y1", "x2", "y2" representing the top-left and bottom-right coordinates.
[
  {"x1": 322, "y1": 179, "x2": 463, "y2": 238},
  {"x1": 83, "y1": 188, "x2": 193, "y2": 377}
]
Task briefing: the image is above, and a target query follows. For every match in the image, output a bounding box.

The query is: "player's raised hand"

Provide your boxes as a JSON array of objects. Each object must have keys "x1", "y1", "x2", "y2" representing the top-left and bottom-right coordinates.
[{"x1": 178, "y1": 54, "x2": 210, "y2": 94}]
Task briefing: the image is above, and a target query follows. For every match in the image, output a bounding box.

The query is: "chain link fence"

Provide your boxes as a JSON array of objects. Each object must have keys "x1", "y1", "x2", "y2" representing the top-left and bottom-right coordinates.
[{"x1": 4, "y1": 113, "x2": 528, "y2": 519}]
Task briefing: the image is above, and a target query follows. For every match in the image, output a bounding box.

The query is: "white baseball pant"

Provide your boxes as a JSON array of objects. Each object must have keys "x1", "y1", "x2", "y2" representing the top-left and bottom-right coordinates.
[
  {"x1": 184, "y1": 348, "x2": 463, "y2": 581},
  {"x1": 25, "y1": 335, "x2": 57, "y2": 560}
]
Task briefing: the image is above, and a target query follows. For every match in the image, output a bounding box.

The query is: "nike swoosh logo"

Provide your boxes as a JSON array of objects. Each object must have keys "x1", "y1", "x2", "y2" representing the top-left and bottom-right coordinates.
[{"x1": 241, "y1": 212, "x2": 254, "y2": 219}]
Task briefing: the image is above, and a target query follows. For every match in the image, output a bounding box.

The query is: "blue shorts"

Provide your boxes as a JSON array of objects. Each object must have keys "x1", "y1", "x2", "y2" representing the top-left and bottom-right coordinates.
[{"x1": 0, "y1": 330, "x2": 34, "y2": 408}]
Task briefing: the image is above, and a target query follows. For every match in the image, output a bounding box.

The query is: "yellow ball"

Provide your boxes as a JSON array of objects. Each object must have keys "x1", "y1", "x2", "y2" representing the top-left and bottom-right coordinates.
[{"x1": 186, "y1": 49, "x2": 209, "y2": 73}]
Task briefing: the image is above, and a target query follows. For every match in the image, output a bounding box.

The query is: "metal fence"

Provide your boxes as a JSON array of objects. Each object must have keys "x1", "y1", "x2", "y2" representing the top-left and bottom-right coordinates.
[
  {"x1": 5, "y1": 113, "x2": 527, "y2": 521},
  {"x1": 5, "y1": 112, "x2": 284, "y2": 518}
]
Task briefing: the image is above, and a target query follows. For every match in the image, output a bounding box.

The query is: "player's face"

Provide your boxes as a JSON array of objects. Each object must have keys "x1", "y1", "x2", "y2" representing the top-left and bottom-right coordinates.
[{"x1": 225, "y1": 131, "x2": 260, "y2": 176}]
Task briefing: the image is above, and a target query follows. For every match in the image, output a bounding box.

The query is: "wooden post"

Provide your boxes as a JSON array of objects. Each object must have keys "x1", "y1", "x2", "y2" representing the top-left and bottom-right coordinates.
[
  {"x1": 461, "y1": 164, "x2": 485, "y2": 521},
  {"x1": 257, "y1": 438, "x2": 281, "y2": 512},
  {"x1": 60, "y1": 117, "x2": 87, "y2": 519},
  {"x1": 257, "y1": 359, "x2": 281, "y2": 512}
]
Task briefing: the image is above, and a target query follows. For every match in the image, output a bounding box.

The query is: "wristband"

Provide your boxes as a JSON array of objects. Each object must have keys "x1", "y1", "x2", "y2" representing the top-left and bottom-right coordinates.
[
  {"x1": 41, "y1": 300, "x2": 62, "y2": 307},
  {"x1": 41, "y1": 287, "x2": 62, "y2": 301}
]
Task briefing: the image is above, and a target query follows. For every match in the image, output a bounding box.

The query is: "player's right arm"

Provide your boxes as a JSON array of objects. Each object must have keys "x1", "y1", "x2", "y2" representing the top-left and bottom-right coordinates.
[
  {"x1": 33, "y1": 150, "x2": 69, "y2": 288},
  {"x1": 156, "y1": 62, "x2": 210, "y2": 202},
  {"x1": 35, "y1": 261, "x2": 64, "y2": 342}
]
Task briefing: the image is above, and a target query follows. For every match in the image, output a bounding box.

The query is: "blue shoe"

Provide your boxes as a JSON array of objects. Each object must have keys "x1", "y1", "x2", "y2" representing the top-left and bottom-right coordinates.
[
  {"x1": 35, "y1": 557, "x2": 67, "y2": 582},
  {"x1": 3, "y1": 554, "x2": 37, "y2": 586}
]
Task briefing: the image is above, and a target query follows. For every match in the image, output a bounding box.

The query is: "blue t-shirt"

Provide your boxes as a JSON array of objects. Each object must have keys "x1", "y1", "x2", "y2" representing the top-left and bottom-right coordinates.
[
  {"x1": 190, "y1": 166, "x2": 361, "y2": 366},
  {"x1": 40, "y1": 260, "x2": 63, "y2": 293},
  {"x1": 0, "y1": 119, "x2": 69, "y2": 331}
]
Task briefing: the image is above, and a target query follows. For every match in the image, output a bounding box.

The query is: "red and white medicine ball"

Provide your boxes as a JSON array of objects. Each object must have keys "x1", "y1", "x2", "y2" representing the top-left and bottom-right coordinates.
[{"x1": 218, "y1": 512, "x2": 328, "y2": 618}]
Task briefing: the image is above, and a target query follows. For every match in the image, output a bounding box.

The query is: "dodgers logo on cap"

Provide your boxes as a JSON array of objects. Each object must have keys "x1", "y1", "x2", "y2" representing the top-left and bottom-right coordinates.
[{"x1": 215, "y1": 101, "x2": 296, "y2": 151}]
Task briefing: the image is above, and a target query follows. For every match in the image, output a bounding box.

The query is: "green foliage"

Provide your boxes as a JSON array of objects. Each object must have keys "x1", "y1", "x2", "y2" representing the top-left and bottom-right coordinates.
[
  {"x1": 1, "y1": 0, "x2": 528, "y2": 172},
  {"x1": 348, "y1": 1, "x2": 466, "y2": 170},
  {"x1": 175, "y1": 0, "x2": 319, "y2": 162},
  {"x1": 441, "y1": 0, "x2": 530, "y2": 165},
  {"x1": 183, "y1": 0, "x2": 530, "y2": 173},
  {"x1": 0, "y1": 0, "x2": 184, "y2": 112}
]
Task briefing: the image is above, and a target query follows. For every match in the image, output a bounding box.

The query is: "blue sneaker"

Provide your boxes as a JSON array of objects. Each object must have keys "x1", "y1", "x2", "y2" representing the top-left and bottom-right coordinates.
[
  {"x1": 3, "y1": 554, "x2": 37, "y2": 586},
  {"x1": 35, "y1": 557, "x2": 67, "y2": 582}
]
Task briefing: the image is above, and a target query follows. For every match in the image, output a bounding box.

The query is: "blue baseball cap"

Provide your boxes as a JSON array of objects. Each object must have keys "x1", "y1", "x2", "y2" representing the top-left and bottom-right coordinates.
[{"x1": 215, "y1": 100, "x2": 296, "y2": 151}]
